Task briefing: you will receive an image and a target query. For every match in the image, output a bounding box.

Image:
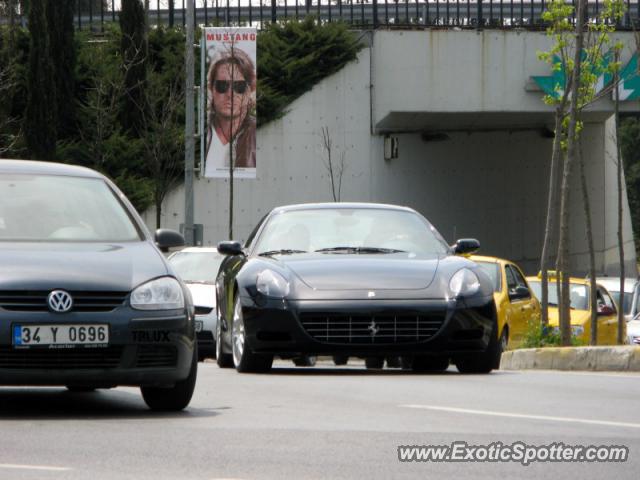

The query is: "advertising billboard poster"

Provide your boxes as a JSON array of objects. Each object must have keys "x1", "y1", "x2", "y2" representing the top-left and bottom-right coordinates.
[{"x1": 202, "y1": 27, "x2": 257, "y2": 179}]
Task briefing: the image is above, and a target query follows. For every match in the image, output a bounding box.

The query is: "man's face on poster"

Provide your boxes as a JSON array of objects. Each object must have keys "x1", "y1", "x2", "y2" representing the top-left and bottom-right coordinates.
[{"x1": 211, "y1": 63, "x2": 250, "y2": 120}]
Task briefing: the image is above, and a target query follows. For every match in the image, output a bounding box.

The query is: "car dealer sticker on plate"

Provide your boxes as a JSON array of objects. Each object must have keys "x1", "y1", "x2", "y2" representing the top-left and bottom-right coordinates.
[{"x1": 12, "y1": 324, "x2": 109, "y2": 348}]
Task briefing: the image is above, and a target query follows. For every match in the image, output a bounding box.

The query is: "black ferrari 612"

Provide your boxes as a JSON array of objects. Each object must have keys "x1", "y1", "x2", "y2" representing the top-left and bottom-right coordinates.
[{"x1": 215, "y1": 203, "x2": 498, "y2": 373}]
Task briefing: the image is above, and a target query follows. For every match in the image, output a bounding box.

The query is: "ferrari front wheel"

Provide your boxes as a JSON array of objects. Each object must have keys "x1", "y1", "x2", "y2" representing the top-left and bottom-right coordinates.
[
  {"x1": 231, "y1": 296, "x2": 273, "y2": 373},
  {"x1": 454, "y1": 323, "x2": 498, "y2": 374}
]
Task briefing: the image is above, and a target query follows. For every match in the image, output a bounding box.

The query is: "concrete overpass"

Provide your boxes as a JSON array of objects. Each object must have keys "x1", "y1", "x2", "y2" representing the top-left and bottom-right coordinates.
[{"x1": 141, "y1": 27, "x2": 637, "y2": 276}]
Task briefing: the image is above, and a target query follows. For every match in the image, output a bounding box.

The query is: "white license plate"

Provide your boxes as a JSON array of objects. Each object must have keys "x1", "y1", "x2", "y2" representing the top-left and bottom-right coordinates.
[
  {"x1": 195, "y1": 320, "x2": 203, "y2": 333},
  {"x1": 13, "y1": 324, "x2": 109, "y2": 348}
]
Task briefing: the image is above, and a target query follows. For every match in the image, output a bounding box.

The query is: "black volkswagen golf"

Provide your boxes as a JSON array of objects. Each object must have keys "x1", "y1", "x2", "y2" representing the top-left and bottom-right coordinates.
[
  {"x1": 0, "y1": 160, "x2": 197, "y2": 411},
  {"x1": 215, "y1": 203, "x2": 499, "y2": 374}
]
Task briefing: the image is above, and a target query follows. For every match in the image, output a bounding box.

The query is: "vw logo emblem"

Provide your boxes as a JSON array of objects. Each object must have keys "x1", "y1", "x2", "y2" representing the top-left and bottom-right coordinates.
[
  {"x1": 368, "y1": 320, "x2": 380, "y2": 337},
  {"x1": 47, "y1": 290, "x2": 73, "y2": 313}
]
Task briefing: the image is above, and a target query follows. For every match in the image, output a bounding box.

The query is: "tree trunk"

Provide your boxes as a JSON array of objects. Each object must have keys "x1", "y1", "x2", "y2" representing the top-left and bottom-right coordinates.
[
  {"x1": 47, "y1": 0, "x2": 76, "y2": 140},
  {"x1": 25, "y1": 0, "x2": 57, "y2": 160},
  {"x1": 9, "y1": 0, "x2": 16, "y2": 34},
  {"x1": 540, "y1": 106, "x2": 566, "y2": 327},
  {"x1": 228, "y1": 43, "x2": 235, "y2": 240},
  {"x1": 120, "y1": 0, "x2": 148, "y2": 135},
  {"x1": 155, "y1": 196, "x2": 162, "y2": 229},
  {"x1": 579, "y1": 141, "x2": 598, "y2": 345},
  {"x1": 557, "y1": 0, "x2": 586, "y2": 347},
  {"x1": 615, "y1": 51, "x2": 625, "y2": 344}
]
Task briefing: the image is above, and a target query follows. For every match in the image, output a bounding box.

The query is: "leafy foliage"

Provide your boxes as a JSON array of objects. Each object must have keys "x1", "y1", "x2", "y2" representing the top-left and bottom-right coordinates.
[
  {"x1": 520, "y1": 321, "x2": 585, "y2": 348},
  {"x1": 0, "y1": 18, "x2": 363, "y2": 217},
  {"x1": 119, "y1": 0, "x2": 147, "y2": 135},
  {"x1": 257, "y1": 17, "x2": 364, "y2": 126},
  {"x1": 47, "y1": 0, "x2": 76, "y2": 140},
  {"x1": 619, "y1": 116, "x2": 640, "y2": 257},
  {"x1": 24, "y1": 0, "x2": 56, "y2": 160},
  {"x1": 0, "y1": 26, "x2": 28, "y2": 154},
  {"x1": 536, "y1": 0, "x2": 627, "y2": 346}
]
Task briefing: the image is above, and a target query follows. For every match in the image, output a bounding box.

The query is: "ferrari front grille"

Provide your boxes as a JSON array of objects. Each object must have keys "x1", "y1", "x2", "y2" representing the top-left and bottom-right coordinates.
[{"x1": 299, "y1": 312, "x2": 446, "y2": 344}]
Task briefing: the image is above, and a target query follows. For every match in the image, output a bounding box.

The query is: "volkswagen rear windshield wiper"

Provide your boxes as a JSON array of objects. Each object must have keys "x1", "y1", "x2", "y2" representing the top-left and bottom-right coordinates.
[
  {"x1": 314, "y1": 246, "x2": 405, "y2": 254},
  {"x1": 258, "y1": 249, "x2": 307, "y2": 257}
]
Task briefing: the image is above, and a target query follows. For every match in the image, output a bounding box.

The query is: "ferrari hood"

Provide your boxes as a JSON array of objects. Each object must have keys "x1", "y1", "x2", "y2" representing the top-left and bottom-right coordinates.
[{"x1": 279, "y1": 253, "x2": 440, "y2": 290}]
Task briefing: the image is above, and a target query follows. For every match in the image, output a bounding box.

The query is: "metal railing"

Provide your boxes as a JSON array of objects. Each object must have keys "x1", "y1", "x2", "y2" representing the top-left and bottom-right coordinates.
[{"x1": 1, "y1": 1, "x2": 639, "y2": 31}]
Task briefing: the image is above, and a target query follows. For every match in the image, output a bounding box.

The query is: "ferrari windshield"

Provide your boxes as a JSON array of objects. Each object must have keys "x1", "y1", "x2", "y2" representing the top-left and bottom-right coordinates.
[
  {"x1": 475, "y1": 262, "x2": 501, "y2": 292},
  {"x1": 0, "y1": 174, "x2": 141, "y2": 242},
  {"x1": 253, "y1": 208, "x2": 449, "y2": 256}
]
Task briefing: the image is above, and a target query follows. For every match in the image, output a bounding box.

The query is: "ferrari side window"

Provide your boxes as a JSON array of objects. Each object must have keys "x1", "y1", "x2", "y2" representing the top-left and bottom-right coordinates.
[{"x1": 245, "y1": 213, "x2": 268, "y2": 249}]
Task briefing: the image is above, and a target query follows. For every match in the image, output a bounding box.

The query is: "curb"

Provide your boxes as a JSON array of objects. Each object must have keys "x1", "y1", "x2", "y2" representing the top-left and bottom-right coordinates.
[{"x1": 501, "y1": 346, "x2": 640, "y2": 371}]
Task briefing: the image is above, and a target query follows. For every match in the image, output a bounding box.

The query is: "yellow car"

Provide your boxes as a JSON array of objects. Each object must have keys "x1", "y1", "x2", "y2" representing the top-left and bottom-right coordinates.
[
  {"x1": 526, "y1": 274, "x2": 624, "y2": 345},
  {"x1": 470, "y1": 255, "x2": 541, "y2": 351}
]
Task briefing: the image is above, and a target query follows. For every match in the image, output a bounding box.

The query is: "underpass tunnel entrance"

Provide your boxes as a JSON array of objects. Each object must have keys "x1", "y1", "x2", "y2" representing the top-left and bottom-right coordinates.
[{"x1": 370, "y1": 119, "x2": 636, "y2": 276}]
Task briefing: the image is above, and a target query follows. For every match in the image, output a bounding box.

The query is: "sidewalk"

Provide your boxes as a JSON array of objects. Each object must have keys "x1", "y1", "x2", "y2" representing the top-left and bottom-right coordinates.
[{"x1": 501, "y1": 346, "x2": 640, "y2": 371}]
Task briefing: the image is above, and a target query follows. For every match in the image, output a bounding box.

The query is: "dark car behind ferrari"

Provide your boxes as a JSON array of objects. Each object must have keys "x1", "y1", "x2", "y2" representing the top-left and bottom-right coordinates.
[
  {"x1": 215, "y1": 203, "x2": 499, "y2": 374},
  {"x1": 0, "y1": 160, "x2": 197, "y2": 411}
]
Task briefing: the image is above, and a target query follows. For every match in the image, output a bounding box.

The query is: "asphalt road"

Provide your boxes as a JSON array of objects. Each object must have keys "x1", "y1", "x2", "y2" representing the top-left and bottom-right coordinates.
[{"x1": 1, "y1": 360, "x2": 639, "y2": 480}]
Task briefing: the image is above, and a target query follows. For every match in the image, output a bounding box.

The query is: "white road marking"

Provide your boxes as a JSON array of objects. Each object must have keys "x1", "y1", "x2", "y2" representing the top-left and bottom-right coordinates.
[
  {"x1": 0, "y1": 463, "x2": 72, "y2": 472},
  {"x1": 399, "y1": 404, "x2": 640, "y2": 429}
]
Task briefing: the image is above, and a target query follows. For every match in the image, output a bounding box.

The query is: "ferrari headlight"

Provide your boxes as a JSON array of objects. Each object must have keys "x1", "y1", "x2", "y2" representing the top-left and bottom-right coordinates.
[
  {"x1": 257, "y1": 269, "x2": 290, "y2": 298},
  {"x1": 131, "y1": 277, "x2": 185, "y2": 310},
  {"x1": 449, "y1": 268, "x2": 480, "y2": 297}
]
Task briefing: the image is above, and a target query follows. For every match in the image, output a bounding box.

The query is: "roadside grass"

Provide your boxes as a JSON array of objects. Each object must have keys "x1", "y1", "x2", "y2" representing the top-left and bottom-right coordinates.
[{"x1": 520, "y1": 321, "x2": 587, "y2": 348}]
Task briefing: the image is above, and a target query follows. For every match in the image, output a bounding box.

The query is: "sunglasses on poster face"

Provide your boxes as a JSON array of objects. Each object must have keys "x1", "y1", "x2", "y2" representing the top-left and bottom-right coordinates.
[{"x1": 213, "y1": 80, "x2": 248, "y2": 94}]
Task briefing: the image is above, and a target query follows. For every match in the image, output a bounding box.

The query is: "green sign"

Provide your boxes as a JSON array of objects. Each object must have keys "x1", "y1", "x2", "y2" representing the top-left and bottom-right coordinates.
[
  {"x1": 617, "y1": 53, "x2": 640, "y2": 101},
  {"x1": 532, "y1": 50, "x2": 640, "y2": 102}
]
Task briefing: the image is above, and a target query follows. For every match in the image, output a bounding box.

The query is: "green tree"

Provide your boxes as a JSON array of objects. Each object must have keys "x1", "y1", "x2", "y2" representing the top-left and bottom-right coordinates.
[
  {"x1": 60, "y1": 28, "x2": 152, "y2": 212},
  {"x1": 0, "y1": 26, "x2": 29, "y2": 157},
  {"x1": 257, "y1": 17, "x2": 363, "y2": 126},
  {"x1": 119, "y1": 0, "x2": 147, "y2": 134},
  {"x1": 538, "y1": 0, "x2": 626, "y2": 345},
  {"x1": 77, "y1": 0, "x2": 108, "y2": 13},
  {"x1": 137, "y1": 26, "x2": 185, "y2": 228},
  {"x1": 47, "y1": 0, "x2": 76, "y2": 140},
  {"x1": 0, "y1": 52, "x2": 16, "y2": 155},
  {"x1": 24, "y1": 0, "x2": 56, "y2": 160},
  {"x1": 619, "y1": 116, "x2": 640, "y2": 258}
]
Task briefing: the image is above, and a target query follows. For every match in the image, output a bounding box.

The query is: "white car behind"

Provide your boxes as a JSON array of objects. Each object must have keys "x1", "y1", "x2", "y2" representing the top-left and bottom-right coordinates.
[
  {"x1": 169, "y1": 247, "x2": 225, "y2": 361},
  {"x1": 595, "y1": 277, "x2": 638, "y2": 322}
]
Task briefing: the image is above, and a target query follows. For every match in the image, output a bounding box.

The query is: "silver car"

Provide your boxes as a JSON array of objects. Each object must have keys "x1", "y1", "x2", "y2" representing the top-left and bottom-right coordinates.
[{"x1": 169, "y1": 247, "x2": 224, "y2": 361}]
